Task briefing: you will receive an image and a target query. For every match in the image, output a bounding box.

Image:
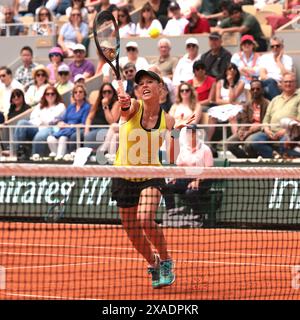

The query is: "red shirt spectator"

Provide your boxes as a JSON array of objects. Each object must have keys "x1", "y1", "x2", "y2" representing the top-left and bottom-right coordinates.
[{"x1": 184, "y1": 7, "x2": 210, "y2": 34}]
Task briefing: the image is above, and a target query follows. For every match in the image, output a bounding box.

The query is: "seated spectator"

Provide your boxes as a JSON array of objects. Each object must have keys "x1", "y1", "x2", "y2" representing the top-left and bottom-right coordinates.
[
  {"x1": 0, "y1": 67, "x2": 23, "y2": 122},
  {"x1": 163, "y1": 1, "x2": 188, "y2": 36},
  {"x1": 47, "y1": 47, "x2": 68, "y2": 85},
  {"x1": 169, "y1": 82, "x2": 202, "y2": 128},
  {"x1": 136, "y1": 2, "x2": 163, "y2": 37},
  {"x1": 74, "y1": 73, "x2": 85, "y2": 85},
  {"x1": 68, "y1": 43, "x2": 95, "y2": 81},
  {"x1": 159, "y1": 81, "x2": 173, "y2": 113},
  {"x1": 172, "y1": 37, "x2": 201, "y2": 86},
  {"x1": 25, "y1": 64, "x2": 49, "y2": 107},
  {"x1": 207, "y1": 62, "x2": 246, "y2": 141},
  {"x1": 32, "y1": 6, "x2": 54, "y2": 36},
  {"x1": 0, "y1": 5, "x2": 25, "y2": 36},
  {"x1": 121, "y1": 62, "x2": 136, "y2": 98},
  {"x1": 279, "y1": 116, "x2": 300, "y2": 158},
  {"x1": 87, "y1": 0, "x2": 118, "y2": 30},
  {"x1": 7, "y1": 89, "x2": 31, "y2": 121},
  {"x1": 0, "y1": 1, "x2": 19, "y2": 16},
  {"x1": 14, "y1": 46, "x2": 37, "y2": 91},
  {"x1": 117, "y1": 6, "x2": 136, "y2": 37},
  {"x1": 151, "y1": 38, "x2": 178, "y2": 80},
  {"x1": 47, "y1": 83, "x2": 90, "y2": 159},
  {"x1": 162, "y1": 125, "x2": 214, "y2": 227},
  {"x1": 57, "y1": 8, "x2": 89, "y2": 57},
  {"x1": 45, "y1": 0, "x2": 71, "y2": 16},
  {"x1": 14, "y1": 86, "x2": 66, "y2": 160},
  {"x1": 187, "y1": 60, "x2": 216, "y2": 107},
  {"x1": 213, "y1": 3, "x2": 268, "y2": 52},
  {"x1": 248, "y1": 72, "x2": 300, "y2": 158},
  {"x1": 231, "y1": 34, "x2": 261, "y2": 90},
  {"x1": 55, "y1": 64, "x2": 74, "y2": 94},
  {"x1": 148, "y1": 0, "x2": 171, "y2": 28},
  {"x1": 199, "y1": 32, "x2": 232, "y2": 80},
  {"x1": 184, "y1": 7, "x2": 211, "y2": 34},
  {"x1": 102, "y1": 41, "x2": 148, "y2": 82},
  {"x1": 66, "y1": 0, "x2": 89, "y2": 24},
  {"x1": 27, "y1": 0, "x2": 46, "y2": 16},
  {"x1": 226, "y1": 79, "x2": 269, "y2": 158},
  {"x1": 199, "y1": 0, "x2": 226, "y2": 27},
  {"x1": 84, "y1": 82, "x2": 119, "y2": 151},
  {"x1": 259, "y1": 36, "x2": 294, "y2": 100}
]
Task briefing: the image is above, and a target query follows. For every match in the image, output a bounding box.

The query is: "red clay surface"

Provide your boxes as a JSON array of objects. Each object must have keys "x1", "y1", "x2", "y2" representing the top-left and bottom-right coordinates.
[{"x1": 1, "y1": 222, "x2": 300, "y2": 300}]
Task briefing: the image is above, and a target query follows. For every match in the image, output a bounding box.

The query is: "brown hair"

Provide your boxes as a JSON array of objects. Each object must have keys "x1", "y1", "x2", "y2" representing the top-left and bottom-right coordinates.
[
  {"x1": 40, "y1": 86, "x2": 63, "y2": 109},
  {"x1": 139, "y1": 2, "x2": 156, "y2": 29},
  {"x1": 176, "y1": 82, "x2": 197, "y2": 111}
]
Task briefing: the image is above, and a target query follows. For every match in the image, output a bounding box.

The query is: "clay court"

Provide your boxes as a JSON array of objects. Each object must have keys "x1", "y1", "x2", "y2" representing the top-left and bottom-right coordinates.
[{"x1": 1, "y1": 222, "x2": 300, "y2": 300}]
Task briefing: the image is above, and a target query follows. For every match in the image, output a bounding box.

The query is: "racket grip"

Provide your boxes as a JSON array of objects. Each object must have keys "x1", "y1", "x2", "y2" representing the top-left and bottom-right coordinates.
[{"x1": 117, "y1": 80, "x2": 125, "y2": 96}]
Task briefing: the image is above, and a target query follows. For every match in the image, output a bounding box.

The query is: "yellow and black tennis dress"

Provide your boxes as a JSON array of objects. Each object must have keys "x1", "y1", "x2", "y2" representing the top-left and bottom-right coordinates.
[{"x1": 112, "y1": 101, "x2": 167, "y2": 208}]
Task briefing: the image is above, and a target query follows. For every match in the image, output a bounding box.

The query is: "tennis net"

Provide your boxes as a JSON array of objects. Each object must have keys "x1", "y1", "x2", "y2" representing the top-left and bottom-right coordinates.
[{"x1": 1, "y1": 164, "x2": 300, "y2": 300}]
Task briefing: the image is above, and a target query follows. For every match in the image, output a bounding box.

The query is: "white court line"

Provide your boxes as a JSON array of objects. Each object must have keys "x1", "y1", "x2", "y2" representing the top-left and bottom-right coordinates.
[
  {"x1": 3, "y1": 292, "x2": 101, "y2": 300},
  {"x1": 1, "y1": 240, "x2": 300, "y2": 260},
  {"x1": 0, "y1": 250, "x2": 294, "y2": 269}
]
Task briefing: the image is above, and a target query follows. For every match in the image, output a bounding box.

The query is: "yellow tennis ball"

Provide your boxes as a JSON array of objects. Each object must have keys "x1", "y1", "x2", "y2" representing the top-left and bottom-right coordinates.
[{"x1": 149, "y1": 28, "x2": 160, "y2": 39}]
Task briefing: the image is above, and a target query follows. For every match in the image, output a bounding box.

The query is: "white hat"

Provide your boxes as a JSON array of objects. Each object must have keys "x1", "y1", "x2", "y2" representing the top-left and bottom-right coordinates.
[
  {"x1": 58, "y1": 64, "x2": 70, "y2": 73},
  {"x1": 185, "y1": 37, "x2": 199, "y2": 47},
  {"x1": 72, "y1": 43, "x2": 86, "y2": 52},
  {"x1": 126, "y1": 41, "x2": 138, "y2": 48},
  {"x1": 74, "y1": 74, "x2": 85, "y2": 82}
]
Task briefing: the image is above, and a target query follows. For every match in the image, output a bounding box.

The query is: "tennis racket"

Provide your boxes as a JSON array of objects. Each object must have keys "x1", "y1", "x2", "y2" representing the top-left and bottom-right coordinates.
[{"x1": 93, "y1": 10, "x2": 124, "y2": 94}]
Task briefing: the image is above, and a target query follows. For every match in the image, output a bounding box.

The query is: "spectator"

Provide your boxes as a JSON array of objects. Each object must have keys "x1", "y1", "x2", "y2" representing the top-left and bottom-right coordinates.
[
  {"x1": 14, "y1": 86, "x2": 66, "y2": 160},
  {"x1": 148, "y1": 0, "x2": 171, "y2": 28},
  {"x1": 0, "y1": 5, "x2": 25, "y2": 36},
  {"x1": 45, "y1": 0, "x2": 71, "y2": 16},
  {"x1": 159, "y1": 81, "x2": 173, "y2": 113},
  {"x1": 187, "y1": 60, "x2": 216, "y2": 107},
  {"x1": 87, "y1": 0, "x2": 118, "y2": 29},
  {"x1": 163, "y1": 1, "x2": 188, "y2": 36},
  {"x1": 151, "y1": 38, "x2": 178, "y2": 80},
  {"x1": 102, "y1": 41, "x2": 149, "y2": 82},
  {"x1": 172, "y1": 37, "x2": 201, "y2": 86},
  {"x1": 47, "y1": 83, "x2": 90, "y2": 159},
  {"x1": 7, "y1": 89, "x2": 30, "y2": 121},
  {"x1": 55, "y1": 64, "x2": 74, "y2": 95},
  {"x1": 231, "y1": 34, "x2": 261, "y2": 90},
  {"x1": 66, "y1": 0, "x2": 89, "y2": 24},
  {"x1": 84, "y1": 82, "x2": 119, "y2": 151},
  {"x1": 199, "y1": 0, "x2": 223, "y2": 26},
  {"x1": 121, "y1": 62, "x2": 136, "y2": 98},
  {"x1": 279, "y1": 116, "x2": 300, "y2": 158},
  {"x1": 169, "y1": 82, "x2": 202, "y2": 128},
  {"x1": 0, "y1": 1, "x2": 19, "y2": 16},
  {"x1": 25, "y1": 64, "x2": 49, "y2": 107},
  {"x1": 0, "y1": 67, "x2": 23, "y2": 122},
  {"x1": 32, "y1": 6, "x2": 54, "y2": 36},
  {"x1": 136, "y1": 2, "x2": 163, "y2": 37},
  {"x1": 259, "y1": 36, "x2": 294, "y2": 100},
  {"x1": 68, "y1": 43, "x2": 95, "y2": 81},
  {"x1": 226, "y1": 79, "x2": 269, "y2": 158},
  {"x1": 248, "y1": 72, "x2": 300, "y2": 158},
  {"x1": 199, "y1": 32, "x2": 232, "y2": 80},
  {"x1": 27, "y1": 1, "x2": 47, "y2": 16},
  {"x1": 73, "y1": 73, "x2": 85, "y2": 85},
  {"x1": 183, "y1": 7, "x2": 211, "y2": 34},
  {"x1": 162, "y1": 125, "x2": 213, "y2": 227},
  {"x1": 14, "y1": 46, "x2": 37, "y2": 90},
  {"x1": 207, "y1": 62, "x2": 246, "y2": 141},
  {"x1": 47, "y1": 46, "x2": 68, "y2": 85},
  {"x1": 57, "y1": 7, "x2": 89, "y2": 57},
  {"x1": 117, "y1": 6, "x2": 136, "y2": 37},
  {"x1": 214, "y1": 3, "x2": 268, "y2": 52}
]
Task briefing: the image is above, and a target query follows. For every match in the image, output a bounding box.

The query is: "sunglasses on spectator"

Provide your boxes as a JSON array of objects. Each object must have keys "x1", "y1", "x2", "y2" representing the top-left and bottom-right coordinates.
[
  {"x1": 74, "y1": 50, "x2": 85, "y2": 54},
  {"x1": 186, "y1": 44, "x2": 197, "y2": 49},
  {"x1": 45, "y1": 92, "x2": 56, "y2": 96},
  {"x1": 49, "y1": 53, "x2": 61, "y2": 57},
  {"x1": 180, "y1": 88, "x2": 190, "y2": 93},
  {"x1": 12, "y1": 92, "x2": 22, "y2": 98},
  {"x1": 58, "y1": 71, "x2": 69, "y2": 76},
  {"x1": 71, "y1": 13, "x2": 81, "y2": 17},
  {"x1": 39, "y1": 12, "x2": 49, "y2": 16},
  {"x1": 124, "y1": 69, "x2": 135, "y2": 75},
  {"x1": 271, "y1": 44, "x2": 281, "y2": 49},
  {"x1": 250, "y1": 87, "x2": 261, "y2": 91},
  {"x1": 102, "y1": 90, "x2": 113, "y2": 94},
  {"x1": 227, "y1": 66, "x2": 235, "y2": 71},
  {"x1": 74, "y1": 90, "x2": 84, "y2": 94},
  {"x1": 119, "y1": 14, "x2": 126, "y2": 18},
  {"x1": 36, "y1": 73, "x2": 46, "y2": 77},
  {"x1": 126, "y1": 47, "x2": 137, "y2": 52}
]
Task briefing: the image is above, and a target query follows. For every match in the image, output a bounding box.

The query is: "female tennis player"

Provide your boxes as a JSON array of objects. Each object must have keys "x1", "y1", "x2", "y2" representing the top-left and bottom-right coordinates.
[{"x1": 112, "y1": 70, "x2": 175, "y2": 289}]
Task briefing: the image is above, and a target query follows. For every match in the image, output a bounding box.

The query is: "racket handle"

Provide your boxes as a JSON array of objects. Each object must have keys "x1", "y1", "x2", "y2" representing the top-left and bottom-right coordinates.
[{"x1": 117, "y1": 80, "x2": 125, "y2": 96}]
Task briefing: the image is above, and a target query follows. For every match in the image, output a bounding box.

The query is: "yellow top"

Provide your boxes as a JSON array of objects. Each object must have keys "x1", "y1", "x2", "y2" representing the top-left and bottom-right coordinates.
[{"x1": 114, "y1": 100, "x2": 167, "y2": 167}]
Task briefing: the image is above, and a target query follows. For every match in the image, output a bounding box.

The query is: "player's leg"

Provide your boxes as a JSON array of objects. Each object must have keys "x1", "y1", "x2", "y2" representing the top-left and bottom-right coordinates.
[{"x1": 138, "y1": 187, "x2": 175, "y2": 287}]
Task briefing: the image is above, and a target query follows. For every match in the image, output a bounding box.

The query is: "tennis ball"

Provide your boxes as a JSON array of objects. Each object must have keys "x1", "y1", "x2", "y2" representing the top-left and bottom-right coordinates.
[{"x1": 149, "y1": 28, "x2": 160, "y2": 39}]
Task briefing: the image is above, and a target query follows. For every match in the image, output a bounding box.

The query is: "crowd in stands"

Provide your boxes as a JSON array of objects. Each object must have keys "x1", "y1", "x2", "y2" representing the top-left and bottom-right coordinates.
[{"x1": 0, "y1": 0, "x2": 300, "y2": 163}]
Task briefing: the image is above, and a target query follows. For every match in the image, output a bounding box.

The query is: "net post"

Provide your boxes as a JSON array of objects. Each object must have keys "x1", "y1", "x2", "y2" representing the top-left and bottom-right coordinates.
[{"x1": 0, "y1": 266, "x2": 5, "y2": 290}]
